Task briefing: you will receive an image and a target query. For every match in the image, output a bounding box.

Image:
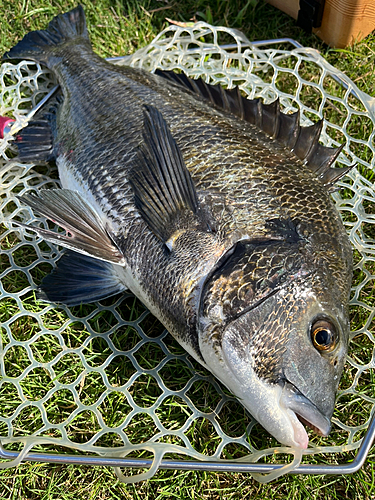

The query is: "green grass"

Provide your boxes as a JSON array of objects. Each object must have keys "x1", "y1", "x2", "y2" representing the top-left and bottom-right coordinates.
[{"x1": 1, "y1": 0, "x2": 375, "y2": 498}]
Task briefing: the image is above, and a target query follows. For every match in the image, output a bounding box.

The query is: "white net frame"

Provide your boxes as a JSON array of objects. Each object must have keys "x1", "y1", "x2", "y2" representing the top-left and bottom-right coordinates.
[{"x1": 0, "y1": 22, "x2": 375, "y2": 482}]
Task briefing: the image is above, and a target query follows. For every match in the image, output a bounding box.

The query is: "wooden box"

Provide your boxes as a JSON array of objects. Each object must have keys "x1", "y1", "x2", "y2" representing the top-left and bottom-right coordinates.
[{"x1": 266, "y1": 0, "x2": 375, "y2": 48}]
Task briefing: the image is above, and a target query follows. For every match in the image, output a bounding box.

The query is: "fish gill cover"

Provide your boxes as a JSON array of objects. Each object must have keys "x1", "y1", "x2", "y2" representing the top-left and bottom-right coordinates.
[{"x1": 0, "y1": 21, "x2": 374, "y2": 483}]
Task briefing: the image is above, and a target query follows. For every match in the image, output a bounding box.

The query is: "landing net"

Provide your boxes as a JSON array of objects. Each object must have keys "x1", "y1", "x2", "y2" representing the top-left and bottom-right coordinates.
[{"x1": 0, "y1": 23, "x2": 374, "y2": 482}]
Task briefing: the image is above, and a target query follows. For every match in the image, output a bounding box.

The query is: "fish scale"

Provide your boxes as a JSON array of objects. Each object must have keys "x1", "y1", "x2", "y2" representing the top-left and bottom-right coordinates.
[
  {"x1": 4, "y1": 6, "x2": 353, "y2": 451},
  {"x1": 52, "y1": 51, "x2": 316, "y2": 237}
]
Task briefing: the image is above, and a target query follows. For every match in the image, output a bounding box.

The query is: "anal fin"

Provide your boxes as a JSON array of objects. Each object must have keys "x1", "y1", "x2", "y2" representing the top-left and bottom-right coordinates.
[
  {"x1": 15, "y1": 119, "x2": 54, "y2": 162},
  {"x1": 38, "y1": 251, "x2": 127, "y2": 306}
]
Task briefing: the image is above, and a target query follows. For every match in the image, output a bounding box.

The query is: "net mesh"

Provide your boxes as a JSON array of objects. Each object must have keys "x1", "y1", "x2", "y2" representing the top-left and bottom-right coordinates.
[{"x1": 0, "y1": 22, "x2": 375, "y2": 482}]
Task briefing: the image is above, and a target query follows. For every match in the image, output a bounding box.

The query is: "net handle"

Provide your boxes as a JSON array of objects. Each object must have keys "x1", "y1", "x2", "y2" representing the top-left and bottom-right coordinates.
[{"x1": 1, "y1": 410, "x2": 374, "y2": 475}]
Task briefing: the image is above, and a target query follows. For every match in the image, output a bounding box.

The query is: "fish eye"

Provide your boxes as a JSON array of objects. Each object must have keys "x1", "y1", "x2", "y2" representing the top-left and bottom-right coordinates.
[{"x1": 310, "y1": 319, "x2": 337, "y2": 352}]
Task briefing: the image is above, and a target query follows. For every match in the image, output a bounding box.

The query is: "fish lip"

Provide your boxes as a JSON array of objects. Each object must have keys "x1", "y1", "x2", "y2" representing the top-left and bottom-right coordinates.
[{"x1": 281, "y1": 381, "x2": 331, "y2": 438}]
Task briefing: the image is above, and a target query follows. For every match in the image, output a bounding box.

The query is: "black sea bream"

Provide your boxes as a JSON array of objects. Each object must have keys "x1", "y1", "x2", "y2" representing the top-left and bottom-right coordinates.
[{"x1": 3, "y1": 6, "x2": 353, "y2": 450}]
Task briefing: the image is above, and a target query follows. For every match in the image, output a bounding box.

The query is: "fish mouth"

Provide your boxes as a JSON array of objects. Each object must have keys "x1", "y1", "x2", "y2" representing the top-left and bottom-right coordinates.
[
  {"x1": 281, "y1": 382, "x2": 331, "y2": 441},
  {"x1": 296, "y1": 414, "x2": 328, "y2": 436}
]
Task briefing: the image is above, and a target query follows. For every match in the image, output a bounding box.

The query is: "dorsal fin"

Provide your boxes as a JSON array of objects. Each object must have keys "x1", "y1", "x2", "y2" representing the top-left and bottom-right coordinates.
[
  {"x1": 155, "y1": 69, "x2": 354, "y2": 190},
  {"x1": 129, "y1": 105, "x2": 209, "y2": 245}
]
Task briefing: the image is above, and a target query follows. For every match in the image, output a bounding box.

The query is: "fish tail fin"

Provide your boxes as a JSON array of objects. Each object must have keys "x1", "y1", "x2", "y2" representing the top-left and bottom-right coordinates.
[{"x1": 2, "y1": 5, "x2": 89, "y2": 65}]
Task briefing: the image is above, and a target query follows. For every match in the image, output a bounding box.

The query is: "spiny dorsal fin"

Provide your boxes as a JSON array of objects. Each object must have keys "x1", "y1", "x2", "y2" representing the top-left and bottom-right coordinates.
[
  {"x1": 129, "y1": 105, "x2": 208, "y2": 244},
  {"x1": 155, "y1": 69, "x2": 354, "y2": 189},
  {"x1": 320, "y1": 163, "x2": 353, "y2": 190}
]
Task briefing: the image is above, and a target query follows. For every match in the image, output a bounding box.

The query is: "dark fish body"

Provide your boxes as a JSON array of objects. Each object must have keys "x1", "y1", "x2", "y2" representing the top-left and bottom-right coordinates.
[{"x1": 4, "y1": 7, "x2": 353, "y2": 449}]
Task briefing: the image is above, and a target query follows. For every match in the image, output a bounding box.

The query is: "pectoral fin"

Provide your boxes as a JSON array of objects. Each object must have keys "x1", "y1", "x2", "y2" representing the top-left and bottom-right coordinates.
[
  {"x1": 17, "y1": 189, "x2": 124, "y2": 264},
  {"x1": 129, "y1": 105, "x2": 211, "y2": 245}
]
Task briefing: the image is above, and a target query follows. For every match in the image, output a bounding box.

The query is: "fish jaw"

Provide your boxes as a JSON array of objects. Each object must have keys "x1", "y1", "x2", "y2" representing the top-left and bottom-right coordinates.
[
  {"x1": 198, "y1": 314, "x2": 334, "y2": 450},
  {"x1": 280, "y1": 382, "x2": 331, "y2": 439},
  {"x1": 213, "y1": 331, "x2": 310, "y2": 448}
]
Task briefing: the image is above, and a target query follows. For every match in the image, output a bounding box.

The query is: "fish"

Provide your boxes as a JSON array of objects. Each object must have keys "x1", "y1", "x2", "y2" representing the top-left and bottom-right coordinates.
[{"x1": 2, "y1": 6, "x2": 353, "y2": 451}]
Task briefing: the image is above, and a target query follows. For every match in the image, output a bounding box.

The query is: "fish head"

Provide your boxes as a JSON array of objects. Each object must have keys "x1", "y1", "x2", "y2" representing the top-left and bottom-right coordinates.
[{"x1": 198, "y1": 238, "x2": 351, "y2": 449}]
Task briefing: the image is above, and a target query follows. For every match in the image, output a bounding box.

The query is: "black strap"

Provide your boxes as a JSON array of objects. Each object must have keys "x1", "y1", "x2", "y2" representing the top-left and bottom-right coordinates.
[{"x1": 297, "y1": 0, "x2": 325, "y2": 32}]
